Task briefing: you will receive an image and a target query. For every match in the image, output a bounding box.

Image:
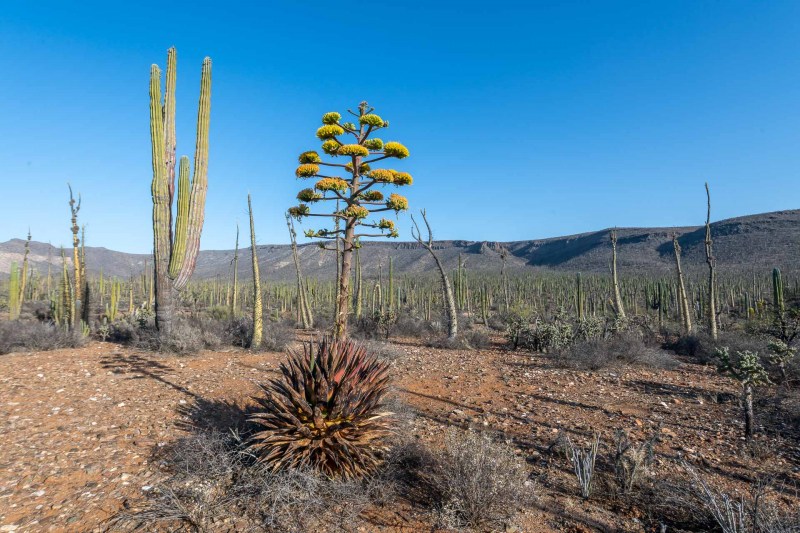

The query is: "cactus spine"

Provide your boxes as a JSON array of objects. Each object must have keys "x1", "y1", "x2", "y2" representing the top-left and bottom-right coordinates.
[
  {"x1": 149, "y1": 48, "x2": 212, "y2": 335},
  {"x1": 248, "y1": 194, "x2": 263, "y2": 348}
]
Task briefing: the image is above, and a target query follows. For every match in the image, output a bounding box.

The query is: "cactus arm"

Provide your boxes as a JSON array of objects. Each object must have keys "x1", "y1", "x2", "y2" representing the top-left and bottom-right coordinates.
[
  {"x1": 168, "y1": 156, "x2": 191, "y2": 278},
  {"x1": 174, "y1": 56, "x2": 211, "y2": 290},
  {"x1": 164, "y1": 48, "x2": 177, "y2": 203}
]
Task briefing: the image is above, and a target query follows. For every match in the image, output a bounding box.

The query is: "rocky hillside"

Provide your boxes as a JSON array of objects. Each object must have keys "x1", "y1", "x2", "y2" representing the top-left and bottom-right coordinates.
[{"x1": 1, "y1": 209, "x2": 797, "y2": 281}]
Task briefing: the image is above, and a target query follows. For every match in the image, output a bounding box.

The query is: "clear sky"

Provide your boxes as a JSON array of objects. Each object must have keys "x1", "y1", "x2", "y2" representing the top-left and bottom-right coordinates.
[{"x1": 1, "y1": 0, "x2": 799, "y2": 253}]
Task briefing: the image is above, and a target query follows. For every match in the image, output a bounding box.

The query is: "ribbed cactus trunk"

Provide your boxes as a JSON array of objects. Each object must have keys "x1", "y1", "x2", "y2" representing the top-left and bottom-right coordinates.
[
  {"x1": 704, "y1": 183, "x2": 718, "y2": 340},
  {"x1": 149, "y1": 48, "x2": 212, "y2": 336},
  {"x1": 230, "y1": 225, "x2": 239, "y2": 317},
  {"x1": 610, "y1": 230, "x2": 626, "y2": 319},
  {"x1": 773, "y1": 267, "x2": 785, "y2": 338},
  {"x1": 673, "y1": 234, "x2": 693, "y2": 335},
  {"x1": 248, "y1": 194, "x2": 263, "y2": 348},
  {"x1": 68, "y1": 186, "x2": 82, "y2": 329}
]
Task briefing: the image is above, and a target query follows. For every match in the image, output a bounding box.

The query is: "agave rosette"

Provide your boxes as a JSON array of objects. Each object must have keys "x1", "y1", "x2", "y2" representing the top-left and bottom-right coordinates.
[{"x1": 248, "y1": 338, "x2": 393, "y2": 479}]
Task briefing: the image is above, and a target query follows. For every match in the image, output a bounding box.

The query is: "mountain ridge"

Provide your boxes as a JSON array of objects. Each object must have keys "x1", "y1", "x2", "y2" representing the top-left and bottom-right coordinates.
[{"x1": 1, "y1": 209, "x2": 797, "y2": 281}]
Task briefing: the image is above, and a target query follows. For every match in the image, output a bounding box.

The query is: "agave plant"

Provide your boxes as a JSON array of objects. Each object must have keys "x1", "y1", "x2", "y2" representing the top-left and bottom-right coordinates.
[{"x1": 248, "y1": 337, "x2": 393, "y2": 479}]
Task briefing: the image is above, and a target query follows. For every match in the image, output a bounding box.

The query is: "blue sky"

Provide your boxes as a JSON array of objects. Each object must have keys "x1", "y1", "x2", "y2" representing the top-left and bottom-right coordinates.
[{"x1": 1, "y1": 0, "x2": 799, "y2": 253}]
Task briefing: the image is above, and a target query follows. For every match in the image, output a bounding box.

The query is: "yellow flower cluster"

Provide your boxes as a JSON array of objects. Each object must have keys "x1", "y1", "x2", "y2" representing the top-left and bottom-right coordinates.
[
  {"x1": 383, "y1": 141, "x2": 409, "y2": 159},
  {"x1": 297, "y1": 188, "x2": 322, "y2": 202},
  {"x1": 321, "y1": 112, "x2": 341, "y2": 125},
  {"x1": 315, "y1": 178, "x2": 349, "y2": 192},
  {"x1": 386, "y1": 193, "x2": 409, "y2": 211},
  {"x1": 298, "y1": 151, "x2": 321, "y2": 164},
  {"x1": 316, "y1": 124, "x2": 344, "y2": 140},
  {"x1": 343, "y1": 205, "x2": 370, "y2": 219},
  {"x1": 361, "y1": 191, "x2": 384, "y2": 201},
  {"x1": 288, "y1": 204, "x2": 310, "y2": 219},
  {"x1": 321, "y1": 139, "x2": 340, "y2": 155},
  {"x1": 369, "y1": 169, "x2": 395, "y2": 182},
  {"x1": 338, "y1": 144, "x2": 369, "y2": 157},
  {"x1": 392, "y1": 172, "x2": 413, "y2": 186},
  {"x1": 344, "y1": 162, "x2": 371, "y2": 174},
  {"x1": 342, "y1": 122, "x2": 357, "y2": 131},
  {"x1": 378, "y1": 218, "x2": 395, "y2": 230},
  {"x1": 359, "y1": 113, "x2": 385, "y2": 127},
  {"x1": 363, "y1": 138, "x2": 383, "y2": 150},
  {"x1": 295, "y1": 163, "x2": 320, "y2": 178}
]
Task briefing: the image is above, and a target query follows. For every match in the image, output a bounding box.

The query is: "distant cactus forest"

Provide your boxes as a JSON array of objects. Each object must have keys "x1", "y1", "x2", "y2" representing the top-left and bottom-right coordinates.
[{"x1": 1, "y1": 47, "x2": 798, "y2": 532}]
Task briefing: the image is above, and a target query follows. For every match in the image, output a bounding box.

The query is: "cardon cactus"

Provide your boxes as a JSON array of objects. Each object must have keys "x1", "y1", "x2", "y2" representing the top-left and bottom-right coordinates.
[
  {"x1": 149, "y1": 47, "x2": 212, "y2": 334},
  {"x1": 248, "y1": 338, "x2": 393, "y2": 479}
]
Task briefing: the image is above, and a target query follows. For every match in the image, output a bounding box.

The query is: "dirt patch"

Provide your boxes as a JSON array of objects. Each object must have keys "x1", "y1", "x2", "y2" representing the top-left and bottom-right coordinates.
[{"x1": 1, "y1": 337, "x2": 798, "y2": 532}]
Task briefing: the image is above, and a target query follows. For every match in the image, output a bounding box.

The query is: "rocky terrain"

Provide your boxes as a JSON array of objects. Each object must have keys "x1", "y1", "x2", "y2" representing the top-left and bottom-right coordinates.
[{"x1": 1, "y1": 335, "x2": 798, "y2": 532}]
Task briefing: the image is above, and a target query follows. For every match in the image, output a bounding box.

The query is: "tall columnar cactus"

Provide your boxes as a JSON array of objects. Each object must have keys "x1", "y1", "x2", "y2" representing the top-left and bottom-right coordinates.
[
  {"x1": 772, "y1": 267, "x2": 785, "y2": 336},
  {"x1": 673, "y1": 234, "x2": 693, "y2": 335},
  {"x1": 67, "y1": 185, "x2": 83, "y2": 329},
  {"x1": 610, "y1": 229, "x2": 626, "y2": 319},
  {"x1": 248, "y1": 194, "x2": 263, "y2": 348},
  {"x1": 286, "y1": 214, "x2": 313, "y2": 329},
  {"x1": 576, "y1": 272, "x2": 584, "y2": 320},
  {"x1": 8, "y1": 263, "x2": 20, "y2": 320},
  {"x1": 149, "y1": 48, "x2": 212, "y2": 334},
  {"x1": 230, "y1": 225, "x2": 239, "y2": 317},
  {"x1": 704, "y1": 183, "x2": 718, "y2": 340}
]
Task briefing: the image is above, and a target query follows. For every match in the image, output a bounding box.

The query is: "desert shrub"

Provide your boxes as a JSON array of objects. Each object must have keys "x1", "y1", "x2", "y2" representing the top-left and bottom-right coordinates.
[
  {"x1": 222, "y1": 316, "x2": 252, "y2": 348},
  {"x1": 671, "y1": 331, "x2": 769, "y2": 365},
  {"x1": 350, "y1": 310, "x2": 434, "y2": 340},
  {"x1": 113, "y1": 430, "x2": 383, "y2": 532},
  {"x1": 509, "y1": 316, "x2": 575, "y2": 353},
  {"x1": 564, "y1": 433, "x2": 600, "y2": 499},
  {"x1": 429, "y1": 328, "x2": 490, "y2": 350},
  {"x1": 486, "y1": 313, "x2": 507, "y2": 331},
  {"x1": 609, "y1": 428, "x2": 659, "y2": 494},
  {"x1": 106, "y1": 314, "x2": 292, "y2": 354},
  {"x1": 0, "y1": 320, "x2": 86, "y2": 354},
  {"x1": 392, "y1": 313, "x2": 437, "y2": 338},
  {"x1": 683, "y1": 463, "x2": 800, "y2": 533},
  {"x1": 259, "y1": 320, "x2": 296, "y2": 352},
  {"x1": 248, "y1": 338, "x2": 393, "y2": 479},
  {"x1": 350, "y1": 312, "x2": 389, "y2": 340},
  {"x1": 430, "y1": 429, "x2": 531, "y2": 530},
  {"x1": 574, "y1": 316, "x2": 606, "y2": 341},
  {"x1": 553, "y1": 332, "x2": 677, "y2": 370}
]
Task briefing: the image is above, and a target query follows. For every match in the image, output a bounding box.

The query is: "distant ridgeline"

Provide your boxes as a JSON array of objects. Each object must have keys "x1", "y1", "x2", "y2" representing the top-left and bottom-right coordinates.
[{"x1": 0, "y1": 209, "x2": 798, "y2": 282}]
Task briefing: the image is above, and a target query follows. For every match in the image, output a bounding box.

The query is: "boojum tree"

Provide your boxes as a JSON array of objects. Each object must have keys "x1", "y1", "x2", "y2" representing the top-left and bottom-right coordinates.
[{"x1": 289, "y1": 102, "x2": 412, "y2": 339}]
